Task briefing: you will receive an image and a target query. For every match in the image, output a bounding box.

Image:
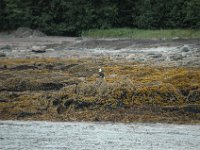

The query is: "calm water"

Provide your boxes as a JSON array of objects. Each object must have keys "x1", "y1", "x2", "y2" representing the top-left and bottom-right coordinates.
[{"x1": 0, "y1": 120, "x2": 200, "y2": 150}]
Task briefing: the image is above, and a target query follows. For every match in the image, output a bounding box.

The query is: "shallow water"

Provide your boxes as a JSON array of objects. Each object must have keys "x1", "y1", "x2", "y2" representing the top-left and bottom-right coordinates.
[{"x1": 0, "y1": 121, "x2": 200, "y2": 150}]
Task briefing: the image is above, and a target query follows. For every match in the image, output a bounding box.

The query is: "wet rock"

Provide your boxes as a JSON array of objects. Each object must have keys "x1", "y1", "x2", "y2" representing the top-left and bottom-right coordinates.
[
  {"x1": 185, "y1": 60, "x2": 200, "y2": 67},
  {"x1": 31, "y1": 45, "x2": 47, "y2": 53},
  {"x1": 32, "y1": 50, "x2": 46, "y2": 53},
  {"x1": 0, "y1": 53, "x2": 6, "y2": 57},
  {"x1": 170, "y1": 54, "x2": 184, "y2": 61},
  {"x1": 181, "y1": 46, "x2": 190, "y2": 52},
  {"x1": 0, "y1": 45, "x2": 12, "y2": 50},
  {"x1": 150, "y1": 53, "x2": 163, "y2": 59}
]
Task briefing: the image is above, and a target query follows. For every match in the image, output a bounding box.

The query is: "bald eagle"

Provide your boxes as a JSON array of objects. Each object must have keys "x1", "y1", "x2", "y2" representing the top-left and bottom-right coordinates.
[{"x1": 99, "y1": 68, "x2": 105, "y2": 79}]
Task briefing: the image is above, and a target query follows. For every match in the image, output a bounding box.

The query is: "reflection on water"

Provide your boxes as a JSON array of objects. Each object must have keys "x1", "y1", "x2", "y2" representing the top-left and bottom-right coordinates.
[{"x1": 0, "y1": 121, "x2": 200, "y2": 150}]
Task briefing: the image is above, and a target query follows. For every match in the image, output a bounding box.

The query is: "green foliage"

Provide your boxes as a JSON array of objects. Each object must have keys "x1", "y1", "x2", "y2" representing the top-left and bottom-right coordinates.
[
  {"x1": 0, "y1": 0, "x2": 200, "y2": 35},
  {"x1": 82, "y1": 28, "x2": 200, "y2": 39}
]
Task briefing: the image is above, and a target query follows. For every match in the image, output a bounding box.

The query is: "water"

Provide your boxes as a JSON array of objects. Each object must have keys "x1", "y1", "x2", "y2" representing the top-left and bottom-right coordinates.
[{"x1": 0, "y1": 121, "x2": 200, "y2": 150}]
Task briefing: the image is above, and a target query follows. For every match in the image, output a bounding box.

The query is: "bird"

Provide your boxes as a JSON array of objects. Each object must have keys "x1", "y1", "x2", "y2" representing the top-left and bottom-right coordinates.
[{"x1": 98, "y1": 67, "x2": 105, "y2": 79}]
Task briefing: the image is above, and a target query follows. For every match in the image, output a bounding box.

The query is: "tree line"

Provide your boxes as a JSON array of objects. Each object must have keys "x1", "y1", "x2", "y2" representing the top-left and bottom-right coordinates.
[{"x1": 0, "y1": 0, "x2": 199, "y2": 36}]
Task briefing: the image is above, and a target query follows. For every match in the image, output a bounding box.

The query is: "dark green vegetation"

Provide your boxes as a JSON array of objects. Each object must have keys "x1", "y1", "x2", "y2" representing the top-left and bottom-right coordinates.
[
  {"x1": 0, "y1": 58, "x2": 200, "y2": 123},
  {"x1": 82, "y1": 28, "x2": 200, "y2": 39},
  {"x1": 0, "y1": 0, "x2": 200, "y2": 36}
]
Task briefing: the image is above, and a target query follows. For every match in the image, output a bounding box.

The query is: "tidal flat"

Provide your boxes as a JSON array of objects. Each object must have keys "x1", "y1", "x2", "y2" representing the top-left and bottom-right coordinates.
[{"x1": 0, "y1": 37, "x2": 200, "y2": 123}]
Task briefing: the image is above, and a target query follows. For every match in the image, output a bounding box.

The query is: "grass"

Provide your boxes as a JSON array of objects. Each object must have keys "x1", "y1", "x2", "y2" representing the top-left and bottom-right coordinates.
[{"x1": 82, "y1": 28, "x2": 200, "y2": 39}]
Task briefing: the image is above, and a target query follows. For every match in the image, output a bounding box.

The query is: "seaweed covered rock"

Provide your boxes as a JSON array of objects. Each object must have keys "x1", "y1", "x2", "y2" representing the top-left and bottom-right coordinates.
[
  {"x1": 187, "y1": 89, "x2": 200, "y2": 102},
  {"x1": 2, "y1": 78, "x2": 64, "y2": 91},
  {"x1": 132, "y1": 83, "x2": 184, "y2": 105}
]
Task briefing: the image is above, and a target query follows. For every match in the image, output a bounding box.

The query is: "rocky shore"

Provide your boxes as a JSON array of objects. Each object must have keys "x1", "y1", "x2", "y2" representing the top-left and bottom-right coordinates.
[{"x1": 0, "y1": 30, "x2": 200, "y2": 123}]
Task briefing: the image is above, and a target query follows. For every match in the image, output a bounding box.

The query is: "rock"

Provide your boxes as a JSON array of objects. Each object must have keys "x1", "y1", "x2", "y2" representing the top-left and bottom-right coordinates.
[
  {"x1": 0, "y1": 53, "x2": 6, "y2": 57},
  {"x1": 31, "y1": 49, "x2": 46, "y2": 53},
  {"x1": 31, "y1": 45, "x2": 47, "y2": 53},
  {"x1": 151, "y1": 53, "x2": 163, "y2": 59},
  {"x1": 170, "y1": 54, "x2": 184, "y2": 61},
  {"x1": 14, "y1": 27, "x2": 46, "y2": 38},
  {"x1": 32, "y1": 45, "x2": 47, "y2": 51},
  {"x1": 0, "y1": 45, "x2": 12, "y2": 50},
  {"x1": 15, "y1": 27, "x2": 34, "y2": 38},
  {"x1": 181, "y1": 46, "x2": 190, "y2": 52}
]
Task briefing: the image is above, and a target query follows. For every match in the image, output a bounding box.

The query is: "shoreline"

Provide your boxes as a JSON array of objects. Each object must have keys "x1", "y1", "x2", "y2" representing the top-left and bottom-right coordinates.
[
  {"x1": 0, "y1": 37, "x2": 200, "y2": 125},
  {"x1": 1, "y1": 104, "x2": 200, "y2": 125}
]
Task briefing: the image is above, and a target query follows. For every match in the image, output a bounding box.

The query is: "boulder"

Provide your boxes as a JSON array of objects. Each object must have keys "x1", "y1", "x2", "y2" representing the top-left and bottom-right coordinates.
[
  {"x1": 181, "y1": 46, "x2": 190, "y2": 52},
  {"x1": 170, "y1": 54, "x2": 184, "y2": 61},
  {"x1": 0, "y1": 53, "x2": 6, "y2": 57},
  {"x1": 0, "y1": 45, "x2": 12, "y2": 50},
  {"x1": 14, "y1": 27, "x2": 46, "y2": 38},
  {"x1": 31, "y1": 45, "x2": 47, "y2": 53}
]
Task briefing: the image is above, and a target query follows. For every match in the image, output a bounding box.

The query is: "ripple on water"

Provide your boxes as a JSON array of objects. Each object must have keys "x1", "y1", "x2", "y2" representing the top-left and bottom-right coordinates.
[{"x1": 0, "y1": 121, "x2": 200, "y2": 150}]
